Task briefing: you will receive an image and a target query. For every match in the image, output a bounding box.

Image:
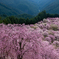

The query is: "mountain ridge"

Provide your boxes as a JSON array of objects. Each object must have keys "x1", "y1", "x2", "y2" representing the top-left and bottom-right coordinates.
[
  {"x1": 43, "y1": 0, "x2": 59, "y2": 14},
  {"x1": 0, "y1": 0, "x2": 39, "y2": 16}
]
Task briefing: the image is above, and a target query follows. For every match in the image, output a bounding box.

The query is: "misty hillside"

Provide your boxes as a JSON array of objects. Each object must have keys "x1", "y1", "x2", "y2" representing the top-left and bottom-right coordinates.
[
  {"x1": 0, "y1": 0, "x2": 59, "y2": 16},
  {"x1": 28, "y1": 0, "x2": 55, "y2": 10},
  {"x1": 39, "y1": 0, "x2": 55, "y2": 10},
  {"x1": 0, "y1": 0, "x2": 39, "y2": 16},
  {"x1": 0, "y1": 3, "x2": 24, "y2": 16},
  {"x1": 44, "y1": 0, "x2": 59, "y2": 14}
]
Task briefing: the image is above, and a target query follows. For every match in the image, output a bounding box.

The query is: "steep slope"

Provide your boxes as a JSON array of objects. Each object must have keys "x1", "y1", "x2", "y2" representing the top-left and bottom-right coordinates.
[
  {"x1": 0, "y1": 3, "x2": 24, "y2": 16},
  {"x1": 0, "y1": 0, "x2": 56, "y2": 15},
  {"x1": 44, "y1": 0, "x2": 59, "y2": 14},
  {"x1": 38, "y1": 0, "x2": 54, "y2": 10},
  {"x1": 28, "y1": 0, "x2": 55, "y2": 11},
  {"x1": 0, "y1": 0, "x2": 39, "y2": 16}
]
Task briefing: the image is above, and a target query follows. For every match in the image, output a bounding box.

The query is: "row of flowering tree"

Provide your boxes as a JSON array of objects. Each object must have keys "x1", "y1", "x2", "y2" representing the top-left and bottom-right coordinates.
[{"x1": 0, "y1": 18, "x2": 59, "y2": 59}]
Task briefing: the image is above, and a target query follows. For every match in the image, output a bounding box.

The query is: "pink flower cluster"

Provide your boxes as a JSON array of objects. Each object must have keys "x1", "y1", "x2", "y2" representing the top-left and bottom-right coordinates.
[{"x1": 0, "y1": 18, "x2": 59, "y2": 59}]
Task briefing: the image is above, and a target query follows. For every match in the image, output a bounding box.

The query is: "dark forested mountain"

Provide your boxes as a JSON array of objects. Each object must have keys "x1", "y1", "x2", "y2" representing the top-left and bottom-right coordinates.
[
  {"x1": 0, "y1": 0, "x2": 58, "y2": 16},
  {"x1": 28, "y1": 0, "x2": 55, "y2": 10},
  {"x1": 43, "y1": 0, "x2": 59, "y2": 14},
  {"x1": 38, "y1": 0, "x2": 55, "y2": 10},
  {"x1": 0, "y1": 0, "x2": 39, "y2": 16},
  {"x1": 0, "y1": 3, "x2": 24, "y2": 16},
  {"x1": 16, "y1": 14, "x2": 34, "y2": 19}
]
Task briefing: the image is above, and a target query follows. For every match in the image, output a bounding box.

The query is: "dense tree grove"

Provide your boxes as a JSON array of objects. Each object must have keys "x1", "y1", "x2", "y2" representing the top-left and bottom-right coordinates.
[
  {"x1": 0, "y1": 18, "x2": 59, "y2": 59},
  {"x1": 0, "y1": 10, "x2": 59, "y2": 24}
]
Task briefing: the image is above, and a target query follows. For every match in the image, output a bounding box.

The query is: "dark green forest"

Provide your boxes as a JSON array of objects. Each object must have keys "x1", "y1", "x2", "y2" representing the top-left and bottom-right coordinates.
[{"x1": 0, "y1": 10, "x2": 59, "y2": 24}]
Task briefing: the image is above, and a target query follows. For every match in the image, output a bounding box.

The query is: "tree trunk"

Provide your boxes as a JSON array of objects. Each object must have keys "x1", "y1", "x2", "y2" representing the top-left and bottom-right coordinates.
[
  {"x1": 0, "y1": 56, "x2": 5, "y2": 59},
  {"x1": 17, "y1": 55, "x2": 23, "y2": 59}
]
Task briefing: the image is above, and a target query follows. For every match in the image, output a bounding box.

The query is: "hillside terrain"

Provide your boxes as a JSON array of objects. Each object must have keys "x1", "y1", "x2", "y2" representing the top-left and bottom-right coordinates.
[
  {"x1": 0, "y1": 3, "x2": 24, "y2": 16},
  {"x1": 0, "y1": 0, "x2": 55, "y2": 16},
  {"x1": 29, "y1": 0, "x2": 55, "y2": 11},
  {"x1": 44, "y1": 0, "x2": 59, "y2": 14},
  {"x1": 37, "y1": 0, "x2": 55, "y2": 10},
  {"x1": 16, "y1": 14, "x2": 34, "y2": 19},
  {"x1": 0, "y1": 0, "x2": 39, "y2": 16},
  {"x1": 0, "y1": 0, "x2": 59, "y2": 16}
]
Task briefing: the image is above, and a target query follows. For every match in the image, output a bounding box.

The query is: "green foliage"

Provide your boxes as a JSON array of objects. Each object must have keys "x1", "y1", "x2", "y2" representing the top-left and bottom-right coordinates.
[
  {"x1": 25, "y1": 18, "x2": 30, "y2": 24},
  {"x1": 18, "y1": 18, "x2": 26, "y2": 24},
  {"x1": 38, "y1": 10, "x2": 47, "y2": 19},
  {"x1": 16, "y1": 14, "x2": 34, "y2": 19},
  {"x1": 0, "y1": 10, "x2": 59, "y2": 24},
  {"x1": 0, "y1": 17, "x2": 2, "y2": 20}
]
